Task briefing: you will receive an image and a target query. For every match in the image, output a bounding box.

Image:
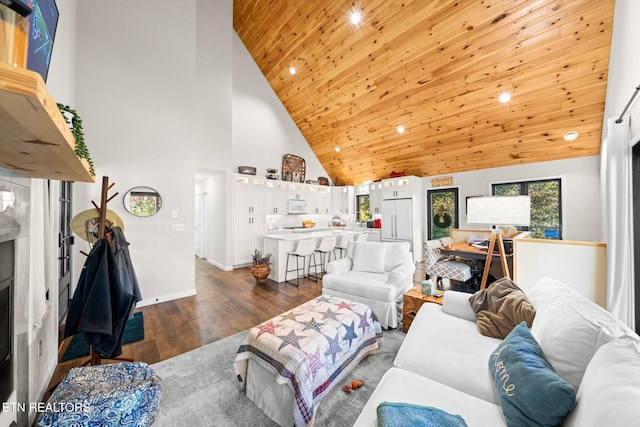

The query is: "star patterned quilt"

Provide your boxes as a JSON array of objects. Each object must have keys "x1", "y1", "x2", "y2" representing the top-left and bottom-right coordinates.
[{"x1": 233, "y1": 295, "x2": 381, "y2": 427}]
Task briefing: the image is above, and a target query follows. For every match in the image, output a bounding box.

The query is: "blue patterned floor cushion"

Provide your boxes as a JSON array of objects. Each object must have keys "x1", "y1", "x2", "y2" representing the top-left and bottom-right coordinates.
[{"x1": 37, "y1": 362, "x2": 162, "y2": 427}]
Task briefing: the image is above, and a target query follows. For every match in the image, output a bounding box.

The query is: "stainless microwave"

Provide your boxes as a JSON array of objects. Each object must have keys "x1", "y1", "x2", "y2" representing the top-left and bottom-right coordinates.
[{"x1": 288, "y1": 199, "x2": 307, "y2": 214}]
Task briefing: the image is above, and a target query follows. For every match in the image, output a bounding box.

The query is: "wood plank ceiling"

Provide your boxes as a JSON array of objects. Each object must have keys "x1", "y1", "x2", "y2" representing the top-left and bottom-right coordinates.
[{"x1": 233, "y1": 0, "x2": 615, "y2": 185}]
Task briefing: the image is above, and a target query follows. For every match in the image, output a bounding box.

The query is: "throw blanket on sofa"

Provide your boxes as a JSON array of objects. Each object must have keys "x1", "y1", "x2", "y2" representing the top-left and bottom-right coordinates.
[
  {"x1": 376, "y1": 402, "x2": 468, "y2": 427},
  {"x1": 234, "y1": 295, "x2": 381, "y2": 427},
  {"x1": 469, "y1": 277, "x2": 536, "y2": 339}
]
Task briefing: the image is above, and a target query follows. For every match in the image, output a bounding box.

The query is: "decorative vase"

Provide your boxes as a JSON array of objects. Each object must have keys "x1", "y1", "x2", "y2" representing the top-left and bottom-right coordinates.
[{"x1": 251, "y1": 264, "x2": 271, "y2": 283}]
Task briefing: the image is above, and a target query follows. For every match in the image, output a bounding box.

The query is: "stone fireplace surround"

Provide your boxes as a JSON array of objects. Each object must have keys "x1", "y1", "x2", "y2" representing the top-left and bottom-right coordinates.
[
  {"x1": 0, "y1": 169, "x2": 30, "y2": 427},
  {"x1": 0, "y1": 240, "x2": 14, "y2": 405}
]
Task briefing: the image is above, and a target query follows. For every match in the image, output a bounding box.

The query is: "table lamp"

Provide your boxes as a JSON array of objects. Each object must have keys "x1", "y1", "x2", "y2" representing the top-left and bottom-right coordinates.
[{"x1": 467, "y1": 195, "x2": 530, "y2": 289}]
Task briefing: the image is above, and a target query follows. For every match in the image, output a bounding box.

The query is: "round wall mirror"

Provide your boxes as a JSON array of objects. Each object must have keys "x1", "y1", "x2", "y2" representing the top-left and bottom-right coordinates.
[{"x1": 123, "y1": 186, "x2": 162, "y2": 217}]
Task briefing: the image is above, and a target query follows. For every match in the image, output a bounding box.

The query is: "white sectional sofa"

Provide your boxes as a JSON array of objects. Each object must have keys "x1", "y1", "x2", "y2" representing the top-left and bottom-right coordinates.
[{"x1": 354, "y1": 278, "x2": 640, "y2": 426}]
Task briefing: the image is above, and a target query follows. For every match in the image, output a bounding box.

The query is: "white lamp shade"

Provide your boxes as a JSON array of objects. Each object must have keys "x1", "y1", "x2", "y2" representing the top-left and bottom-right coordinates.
[{"x1": 467, "y1": 196, "x2": 530, "y2": 226}]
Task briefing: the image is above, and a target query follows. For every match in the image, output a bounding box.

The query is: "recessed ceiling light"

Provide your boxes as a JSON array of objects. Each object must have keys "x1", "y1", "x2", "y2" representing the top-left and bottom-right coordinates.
[
  {"x1": 396, "y1": 125, "x2": 405, "y2": 134},
  {"x1": 335, "y1": 146, "x2": 341, "y2": 152},
  {"x1": 349, "y1": 9, "x2": 362, "y2": 26},
  {"x1": 563, "y1": 131, "x2": 579, "y2": 141},
  {"x1": 498, "y1": 92, "x2": 511, "y2": 103},
  {"x1": 289, "y1": 66, "x2": 296, "y2": 75}
]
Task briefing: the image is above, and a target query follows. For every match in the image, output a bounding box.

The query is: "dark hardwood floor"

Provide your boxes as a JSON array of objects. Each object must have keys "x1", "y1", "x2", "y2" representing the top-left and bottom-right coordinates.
[{"x1": 47, "y1": 257, "x2": 425, "y2": 396}]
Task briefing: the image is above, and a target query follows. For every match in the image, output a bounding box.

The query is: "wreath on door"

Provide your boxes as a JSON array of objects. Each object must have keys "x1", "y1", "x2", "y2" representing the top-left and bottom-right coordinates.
[{"x1": 433, "y1": 212, "x2": 452, "y2": 229}]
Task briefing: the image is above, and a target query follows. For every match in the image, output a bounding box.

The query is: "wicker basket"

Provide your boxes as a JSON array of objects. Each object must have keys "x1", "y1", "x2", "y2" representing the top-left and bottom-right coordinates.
[{"x1": 281, "y1": 154, "x2": 305, "y2": 182}]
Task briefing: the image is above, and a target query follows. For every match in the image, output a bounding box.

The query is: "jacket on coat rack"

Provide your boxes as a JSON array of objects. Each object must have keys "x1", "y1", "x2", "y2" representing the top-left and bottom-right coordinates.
[
  {"x1": 111, "y1": 226, "x2": 142, "y2": 318},
  {"x1": 64, "y1": 237, "x2": 136, "y2": 358}
]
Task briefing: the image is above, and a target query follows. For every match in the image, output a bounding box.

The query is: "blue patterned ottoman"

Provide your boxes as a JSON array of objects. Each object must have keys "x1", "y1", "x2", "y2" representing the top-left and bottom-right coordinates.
[{"x1": 37, "y1": 362, "x2": 162, "y2": 427}]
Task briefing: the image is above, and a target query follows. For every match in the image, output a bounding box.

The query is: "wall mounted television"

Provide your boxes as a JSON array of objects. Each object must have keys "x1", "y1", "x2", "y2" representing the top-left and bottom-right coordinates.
[
  {"x1": 4, "y1": 0, "x2": 60, "y2": 81},
  {"x1": 26, "y1": 0, "x2": 59, "y2": 82}
]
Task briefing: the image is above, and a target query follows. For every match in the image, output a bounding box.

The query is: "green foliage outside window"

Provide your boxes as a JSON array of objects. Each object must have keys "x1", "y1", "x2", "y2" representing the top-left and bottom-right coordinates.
[
  {"x1": 493, "y1": 179, "x2": 561, "y2": 239},
  {"x1": 129, "y1": 192, "x2": 161, "y2": 217},
  {"x1": 357, "y1": 194, "x2": 371, "y2": 222}
]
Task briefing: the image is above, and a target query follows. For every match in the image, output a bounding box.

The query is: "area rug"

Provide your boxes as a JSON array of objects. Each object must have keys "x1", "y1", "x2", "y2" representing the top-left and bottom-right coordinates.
[
  {"x1": 61, "y1": 312, "x2": 145, "y2": 362},
  {"x1": 151, "y1": 327, "x2": 405, "y2": 426}
]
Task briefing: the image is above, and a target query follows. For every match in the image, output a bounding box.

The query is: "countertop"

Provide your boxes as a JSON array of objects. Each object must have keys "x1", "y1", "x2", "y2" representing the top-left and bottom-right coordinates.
[{"x1": 264, "y1": 228, "x2": 374, "y2": 241}]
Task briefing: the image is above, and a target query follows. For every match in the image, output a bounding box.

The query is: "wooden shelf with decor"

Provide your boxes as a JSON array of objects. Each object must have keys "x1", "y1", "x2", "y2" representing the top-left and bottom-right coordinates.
[{"x1": 0, "y1": 63, "x2": 95, "y2": 182}]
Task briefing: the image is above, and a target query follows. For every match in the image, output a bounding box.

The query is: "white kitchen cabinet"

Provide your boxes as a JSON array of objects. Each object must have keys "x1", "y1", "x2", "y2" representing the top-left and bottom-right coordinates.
[
  {"x1": 331, "y1": 186, "x2": 354, "y2": 215},
  {"x1": 233, "y1": 215, "x2": 266, "y2": 265},
  {"x1": 234, "y1": 174, "x2": 267, "y2": 265},
  {"x1": 369, "y1": 182, "x2": 383, "y2": 214},
  {"x1": 287, "y1": 182, "x2": 307, "y2": 201},
  {"x1": 265, "y1": 180, "x2": 288, "y2": 215},
  {"x1": 307, "y1": 185, "x2": 331, "y2": 214},
  {"x1": 234, "y1": 174, "x2": 265, "y2": 215},
  {"x1": 381, "y1": 176, "x2": 420, "y2": 200}
]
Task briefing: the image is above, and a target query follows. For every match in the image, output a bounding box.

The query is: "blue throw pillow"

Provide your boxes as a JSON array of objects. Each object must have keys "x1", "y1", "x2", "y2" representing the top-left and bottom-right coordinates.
[{"x1": 489, "y1": 322, "x2": 576, "y2": 427}]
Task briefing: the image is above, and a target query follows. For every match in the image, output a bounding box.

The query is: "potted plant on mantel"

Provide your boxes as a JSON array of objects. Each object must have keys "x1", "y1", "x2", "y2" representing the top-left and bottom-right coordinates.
[
  {"x1": 251, "y1": 249, "x2": 272, "y2": 284},
  {"x1": 57, "y1": 103, "x2": 95, "y2": 177}
]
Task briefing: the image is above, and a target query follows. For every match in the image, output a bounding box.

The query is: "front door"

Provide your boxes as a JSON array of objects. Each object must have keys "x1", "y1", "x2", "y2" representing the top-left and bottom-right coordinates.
[{"x1": 58, "y1": 181, "x2": 73, "y2": 323}]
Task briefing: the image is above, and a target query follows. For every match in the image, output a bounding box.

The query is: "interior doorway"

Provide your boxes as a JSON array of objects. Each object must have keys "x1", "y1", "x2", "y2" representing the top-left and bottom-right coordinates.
[{"x1": 195, "y1": 192, "x2": 207, "y2": 259}]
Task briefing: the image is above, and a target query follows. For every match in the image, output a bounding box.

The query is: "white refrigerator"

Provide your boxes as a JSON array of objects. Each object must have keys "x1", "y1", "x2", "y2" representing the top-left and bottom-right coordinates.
[{"x1": 381, "y1": 198, "x2": 412, "y2": 245}]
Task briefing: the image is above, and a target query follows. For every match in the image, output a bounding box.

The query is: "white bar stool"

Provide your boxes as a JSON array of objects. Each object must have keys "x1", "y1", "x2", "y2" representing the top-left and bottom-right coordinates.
[
  {"x1": 309, "y1": 236, "x2": 337, "y2": 281},
  {"x1": 284, "y1": 239, "x2": 317, "y2": 287},
  {"x1": 334, "y1": 234, "x2": 354, "y2": 259}
]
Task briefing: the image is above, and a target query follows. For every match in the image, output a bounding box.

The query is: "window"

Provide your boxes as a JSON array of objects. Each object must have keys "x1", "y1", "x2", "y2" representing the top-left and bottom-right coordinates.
[
  {"x1": 356, "y1": 194, "x2": 371, "y2": 222},
  {"x1": 492, "y1": 178, "x2": 562, "y2": 239},
  {"x1": 427, "y1": 188, "x2": 459, "y2": 239}
]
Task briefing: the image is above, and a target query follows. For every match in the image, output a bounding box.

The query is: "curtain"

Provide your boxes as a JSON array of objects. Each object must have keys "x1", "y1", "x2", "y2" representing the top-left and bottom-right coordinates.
[{"x1": 601, "y1": 115, "x2": 635, "y2": 329}]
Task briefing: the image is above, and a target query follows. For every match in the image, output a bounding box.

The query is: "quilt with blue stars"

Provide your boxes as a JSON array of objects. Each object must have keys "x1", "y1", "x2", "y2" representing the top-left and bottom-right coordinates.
[{"x1": 233, "y1": 295, "x2": 381, "y2": 427}]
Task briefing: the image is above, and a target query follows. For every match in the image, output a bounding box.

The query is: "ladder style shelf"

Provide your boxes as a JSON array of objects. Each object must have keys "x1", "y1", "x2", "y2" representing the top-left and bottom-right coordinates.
[{"x1": 0, "y1": 63, "x2": 95, "y2": 182}]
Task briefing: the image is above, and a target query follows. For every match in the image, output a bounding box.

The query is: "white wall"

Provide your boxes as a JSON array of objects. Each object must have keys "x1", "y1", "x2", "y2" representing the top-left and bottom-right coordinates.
[
  {"x1": 424, "y1": 155, "x2": 602, "y2": 242},
  {"x1": 73, "y1": 0, "x2": 199, "y2": 305},
  {"x1": 46, "y1": 0, "x2": 76, "y2": 105},
  {"x1": 232, "y1": 32, "x2": 328, "y2": 182},
  {"x1": 602, "y1": 0, "x2": 640, "y2": 123},
  {"x1": 193, "y1": 0, "x2": 234, "y2": 269},
  {"x1": 195, "y1": 0, "x2": 233, "y2": 172}
]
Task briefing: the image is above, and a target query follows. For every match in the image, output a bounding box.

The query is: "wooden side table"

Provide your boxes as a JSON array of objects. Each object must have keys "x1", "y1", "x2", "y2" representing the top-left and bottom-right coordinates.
[{"x1": 402, "y1": 285, "x2": 444, "y2": 333}]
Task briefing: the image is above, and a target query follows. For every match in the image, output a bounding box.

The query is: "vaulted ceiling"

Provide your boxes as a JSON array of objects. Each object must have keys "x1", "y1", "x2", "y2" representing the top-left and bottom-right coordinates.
[{"x1": 233, "y1": 0, "x2": 615, "y2": 185}]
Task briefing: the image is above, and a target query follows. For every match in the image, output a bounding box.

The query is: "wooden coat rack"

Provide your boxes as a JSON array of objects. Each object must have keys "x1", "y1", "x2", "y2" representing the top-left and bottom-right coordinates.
[
  {"x1": 84, "y1": 176, "x2": 133, "y2": 366},
  {"x1": 50, "y1": 176, "x2": 132, "y2": 392}
]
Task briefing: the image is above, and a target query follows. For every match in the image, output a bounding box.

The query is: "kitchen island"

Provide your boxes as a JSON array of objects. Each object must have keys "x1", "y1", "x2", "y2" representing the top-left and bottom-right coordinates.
[{"x1": 264, "y1": 228, "x2": 369, "y2": 283}]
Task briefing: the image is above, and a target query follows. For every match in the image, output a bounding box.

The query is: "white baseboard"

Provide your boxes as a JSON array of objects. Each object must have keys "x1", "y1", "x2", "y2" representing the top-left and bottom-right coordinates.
[
  {"x1": 207, "y1": 258, "x2": 233, "y2": 271},
  {"x1": 136, "y1": 289, "x2": 197, "y2": 307}
]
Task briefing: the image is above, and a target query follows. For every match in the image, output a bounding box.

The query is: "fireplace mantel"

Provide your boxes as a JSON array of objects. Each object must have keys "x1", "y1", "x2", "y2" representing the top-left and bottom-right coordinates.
[{"x1": 0, "y1": 63, "x2": 95, "y2": 183}]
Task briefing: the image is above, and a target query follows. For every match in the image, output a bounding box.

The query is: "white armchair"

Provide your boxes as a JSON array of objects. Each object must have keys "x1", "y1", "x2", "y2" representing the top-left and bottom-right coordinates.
[{"x1": 322, "y1": 241, "x2": 416, "y2": 329}]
